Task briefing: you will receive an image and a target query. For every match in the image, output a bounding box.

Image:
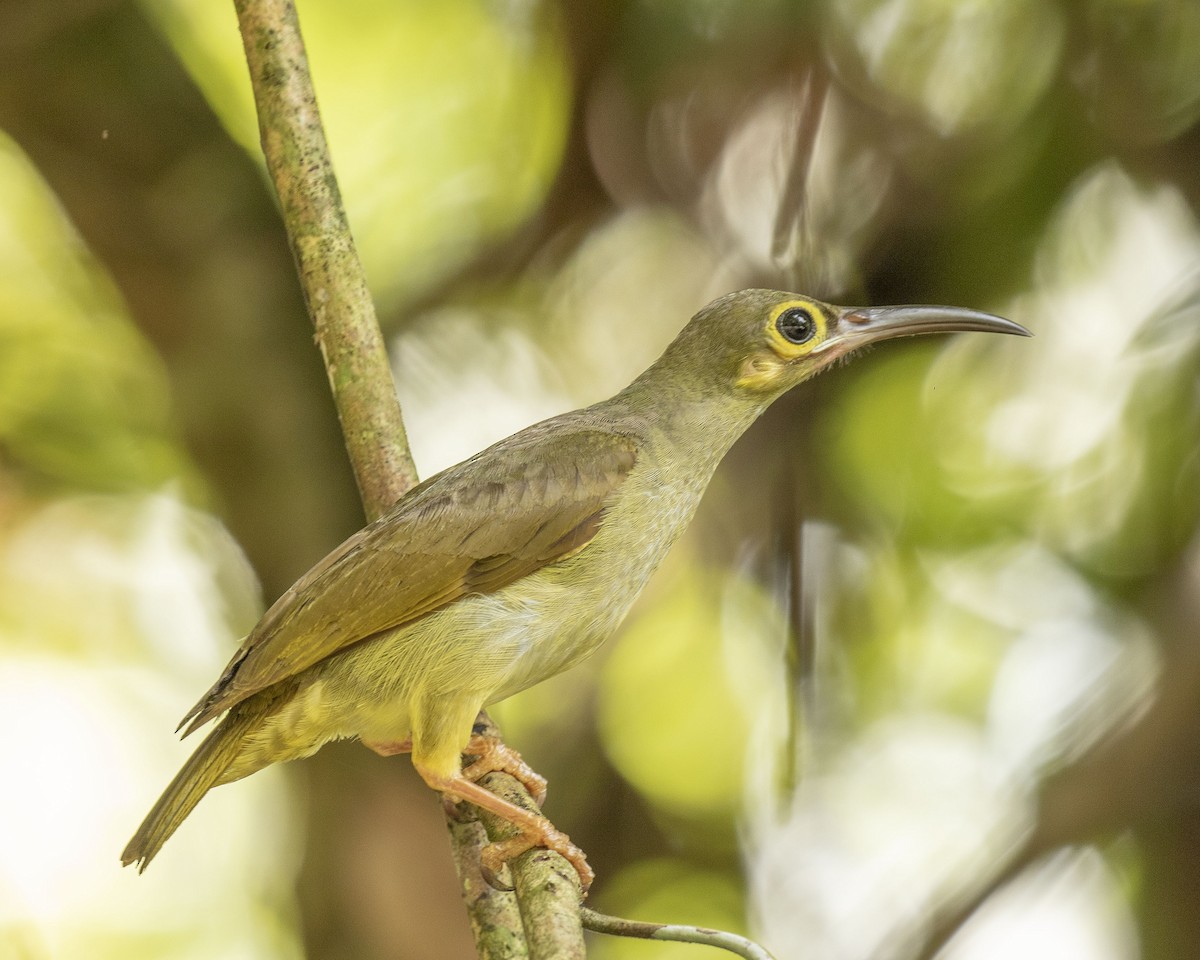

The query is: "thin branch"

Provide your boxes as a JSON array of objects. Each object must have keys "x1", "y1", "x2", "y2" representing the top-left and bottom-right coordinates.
[
  {"x1": 233, "y1": 0, "x2": 414, "y2": 522},
  {"x1": 447, "y1": 813, "x2": 532, "y2": 960},
  {"x1": 473, "y1": 715, "x2": 587, "y2": 959},
  {"x1": 582, "y1": 908, "x2": 778, "y2": 960},
  {"x1": 232, "y1": 3, "x2": 569, "y2": 956}
]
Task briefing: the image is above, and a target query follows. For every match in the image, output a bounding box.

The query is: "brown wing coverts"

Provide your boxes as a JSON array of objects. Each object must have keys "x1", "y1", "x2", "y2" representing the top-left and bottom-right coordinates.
[{"x1": 180, "y1": 429, "x2": 639, "y2": 733}]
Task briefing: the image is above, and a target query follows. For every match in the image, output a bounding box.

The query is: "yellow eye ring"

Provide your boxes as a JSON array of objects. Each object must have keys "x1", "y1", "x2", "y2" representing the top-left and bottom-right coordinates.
[{"x1": 767, "y1": 300, "x2": 827, "y2": 357}]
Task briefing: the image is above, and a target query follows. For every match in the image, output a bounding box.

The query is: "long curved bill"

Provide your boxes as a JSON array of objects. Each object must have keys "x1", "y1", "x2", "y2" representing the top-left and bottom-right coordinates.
[{"x1": 815, "y1": 304, "x2": 1031, "y2": 359}]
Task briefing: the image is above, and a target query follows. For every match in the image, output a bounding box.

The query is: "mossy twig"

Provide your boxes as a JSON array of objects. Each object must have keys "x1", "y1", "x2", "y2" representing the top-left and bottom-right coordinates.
[{"x1": 234, "y1": 0, "x2": 414, "y2": 522}]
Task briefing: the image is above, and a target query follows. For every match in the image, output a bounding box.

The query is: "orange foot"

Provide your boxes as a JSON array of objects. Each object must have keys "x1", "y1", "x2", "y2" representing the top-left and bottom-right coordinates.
[
  {"x1": 478, "y1": 816, "x2": 591, "y2": 894},
  {"x1": 461, "y1": 733, "x2": 548, "y2": 806},
  {"x1": 416, "y1": 764, "x2": 593, "y2": 895}
]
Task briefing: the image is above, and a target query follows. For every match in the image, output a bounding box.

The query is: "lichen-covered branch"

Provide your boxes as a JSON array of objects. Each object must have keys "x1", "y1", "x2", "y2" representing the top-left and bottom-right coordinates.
[
  {"x1": 233, "y1": 0, "x2": 414, "y2": 522},
  {"x1": 448, "y1": 813, "x2": 532, "y2": 960},
  {"x1": 468, "y1": 713, "x2": 586, "y2": 957},
  {"x1": 475, "y1": 767, "x2": 587, "y2": 960}
]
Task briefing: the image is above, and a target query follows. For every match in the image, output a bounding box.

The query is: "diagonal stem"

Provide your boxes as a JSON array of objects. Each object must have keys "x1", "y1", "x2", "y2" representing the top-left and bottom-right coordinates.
[{"x1": 233, "y1": 0, "x2": 414, "y2": 523}]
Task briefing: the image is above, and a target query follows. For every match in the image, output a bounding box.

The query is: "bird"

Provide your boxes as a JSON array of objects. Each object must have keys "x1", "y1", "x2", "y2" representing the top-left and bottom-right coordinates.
[{"x1": 121, "y1": 288, "x2": 1028, "y2": 891}]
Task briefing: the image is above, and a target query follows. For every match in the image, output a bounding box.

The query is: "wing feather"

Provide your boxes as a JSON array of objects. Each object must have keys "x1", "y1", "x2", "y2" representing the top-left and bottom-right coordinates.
[{"x1": 180, "y1": 428, "x2": 639, "y2": 733}]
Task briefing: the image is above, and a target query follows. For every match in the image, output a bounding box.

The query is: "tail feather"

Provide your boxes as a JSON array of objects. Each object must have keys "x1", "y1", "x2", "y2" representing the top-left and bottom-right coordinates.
[{"x1": 121, "y1": 706, "x2": 259, "y2": 871}]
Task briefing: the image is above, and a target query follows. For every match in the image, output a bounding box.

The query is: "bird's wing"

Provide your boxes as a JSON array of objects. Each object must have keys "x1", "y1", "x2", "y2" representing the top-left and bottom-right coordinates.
[{"x1": 180, "y1": 428, "x2": 640, "y2": 733}]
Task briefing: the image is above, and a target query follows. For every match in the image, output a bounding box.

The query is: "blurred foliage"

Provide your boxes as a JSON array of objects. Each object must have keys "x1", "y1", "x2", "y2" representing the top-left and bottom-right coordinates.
[
  {"x1": 827, "y1": 0, "x2": 1065, "y2": 137},
  {"x1": 1078, "y1": 0, "x2": 1200, "y2": 143},
  {"x1": 2, "y1": 1, "x2": 1200, "y2": 959},
  {"x1": 148, "y1": 0, "x2": 572, "y2": 310},
  {"x1": 590, "y1": 859, "x2": 748, "y2": 960},
  {"x1": 598, "y1": 564, "x2": 786, "y2": 822},
  {"x1": 0, "y1": 136, "x2": 197, "y2": 497}
]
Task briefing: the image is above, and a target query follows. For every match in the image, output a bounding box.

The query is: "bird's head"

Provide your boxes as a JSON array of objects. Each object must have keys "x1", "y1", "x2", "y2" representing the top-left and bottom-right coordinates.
[{"x1": 657, "y1": 288, "x2": 1029, "y2": 402}]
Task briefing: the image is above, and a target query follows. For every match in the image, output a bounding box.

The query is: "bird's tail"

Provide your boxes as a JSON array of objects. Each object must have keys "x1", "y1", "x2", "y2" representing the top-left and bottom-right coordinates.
[{"x1": 121, "y1": 706, "x2": 258, "y2": 871}]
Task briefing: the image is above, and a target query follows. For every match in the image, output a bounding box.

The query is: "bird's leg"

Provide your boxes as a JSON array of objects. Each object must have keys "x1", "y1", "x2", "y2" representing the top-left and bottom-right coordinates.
[
  {"x1": 362, "y1": 733, "x2": 549, "y2": 815},
  {"x1": 414, "y1": 763, "x2": 593, "y2": 894},
  {"x1": 461, "y1": 733, "x2": 548, "y2": 806}
]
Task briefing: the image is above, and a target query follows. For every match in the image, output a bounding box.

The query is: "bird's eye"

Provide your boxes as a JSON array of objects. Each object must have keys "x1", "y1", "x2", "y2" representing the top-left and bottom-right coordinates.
[{"x1": 776, "y1": 307, "x2": 817, "y2": 345}]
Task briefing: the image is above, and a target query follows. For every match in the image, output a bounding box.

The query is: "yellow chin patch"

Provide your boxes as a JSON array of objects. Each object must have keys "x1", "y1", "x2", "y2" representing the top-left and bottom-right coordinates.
[{"x1": 736, "y1": 352, "x2": 789, "y2": 392}]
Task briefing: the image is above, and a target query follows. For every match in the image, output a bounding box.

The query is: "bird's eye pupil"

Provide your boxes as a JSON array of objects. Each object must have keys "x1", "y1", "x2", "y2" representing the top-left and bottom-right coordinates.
[{"x1": 777, "y1": 308, "x2": 817, "y2": 345}]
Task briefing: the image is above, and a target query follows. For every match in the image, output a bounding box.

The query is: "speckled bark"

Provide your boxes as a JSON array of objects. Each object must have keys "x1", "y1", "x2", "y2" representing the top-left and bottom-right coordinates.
[
  {"x1": 448, "y1": 815, "x2": 533, "y2": 960},
  {"x1": 234, "y1": 0, "x2": 415, "y2": 522},
  {"x1": 477, "y1": 770, "x2": 587, "y2": 960}
]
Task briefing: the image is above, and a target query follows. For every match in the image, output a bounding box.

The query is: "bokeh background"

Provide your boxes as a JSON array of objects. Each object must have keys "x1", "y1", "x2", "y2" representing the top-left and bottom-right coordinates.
[{"x1": 2, "y1": 1, "x2": 1200, "y2": 958}]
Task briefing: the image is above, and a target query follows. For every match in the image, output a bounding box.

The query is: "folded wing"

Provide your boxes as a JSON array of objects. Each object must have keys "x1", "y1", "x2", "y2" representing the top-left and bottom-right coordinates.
[{"x1": 180, "y1": 428, "x2": 640, "y2": 734}]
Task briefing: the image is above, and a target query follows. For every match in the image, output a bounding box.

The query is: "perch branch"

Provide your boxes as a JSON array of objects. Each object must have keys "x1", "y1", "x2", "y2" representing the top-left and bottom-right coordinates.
[{"x1": 471, "y1": 717, "x2": 587, "y2": 959}]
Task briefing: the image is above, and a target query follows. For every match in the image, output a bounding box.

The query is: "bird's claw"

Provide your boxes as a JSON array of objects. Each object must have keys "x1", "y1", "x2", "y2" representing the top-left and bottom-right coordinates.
[
  {"x1": 441, "y1": 793, "x2": 476, "y2": 824},
  {"x1": 479, "y1": 852, "x2": 515, "y2": 892},
  {"x1": 462, "y1": 735, "x2": 549, "y2": 806},
  {"x1": 478, "y1": 824, "x2": 594, "y2": 894}
]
